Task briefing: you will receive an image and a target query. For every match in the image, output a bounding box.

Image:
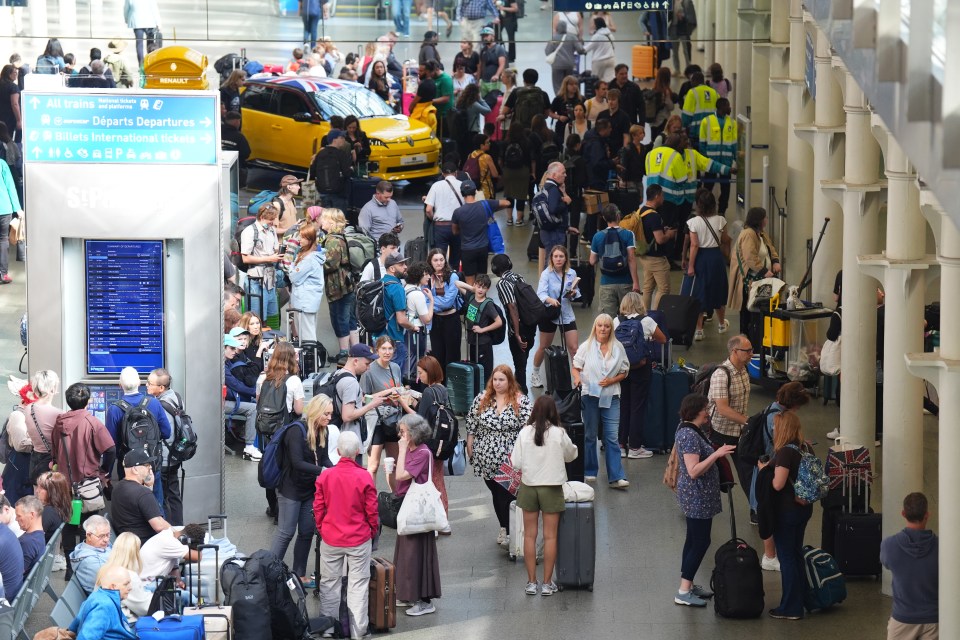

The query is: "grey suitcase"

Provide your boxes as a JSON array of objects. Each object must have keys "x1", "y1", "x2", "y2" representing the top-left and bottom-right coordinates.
[{"x1": 555, "y1": 501, "x2": 595, "y2": 591}]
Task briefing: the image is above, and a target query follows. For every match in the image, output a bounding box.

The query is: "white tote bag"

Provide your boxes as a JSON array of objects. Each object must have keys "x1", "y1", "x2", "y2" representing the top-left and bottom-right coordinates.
[{"x1": 396, "y1": 451, "x2": 449, "y2": 536}]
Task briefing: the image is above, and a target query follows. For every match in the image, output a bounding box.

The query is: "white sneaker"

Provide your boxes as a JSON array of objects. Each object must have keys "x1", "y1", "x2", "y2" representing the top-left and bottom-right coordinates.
[
  {"x1": 761, "y1": 555, "x2": 781, "y2": 572},
  {"x1": 496, "y1": 527, "x2": 507, "y2": 545},
  {"x1": 609, "y1": 479, "x2": 630, "y2": 490},
  {"x1": 620, "y1": 448, "x2": 627, "y2": 458},
  {"x1": 628, "y1": 448, "x2": 654, "y2": 459},
  {"x1": 525, "y1": 581, "x2": 539, "y2": 595},
  {"x1": 694, "y1": 329, "x2": 705, "y2": 341},
  {"x1": 243, "y1": 445, "x2": 263, "y2": 461},
  {"x1": 529, "y1": 370, "x2": 544, "y2": 388},
  {"x1": 717, "y1": 319, "x2": 730, "y2": 334},
  {"x1": 405, "y1": 600, "x2": 436, "y2": 616},
  {"x1": 826, "y1": 428, "x2": 841, "y2": 440},
  {"x1": 584, "y1": 475, "x2": 597, "y2": 482}
]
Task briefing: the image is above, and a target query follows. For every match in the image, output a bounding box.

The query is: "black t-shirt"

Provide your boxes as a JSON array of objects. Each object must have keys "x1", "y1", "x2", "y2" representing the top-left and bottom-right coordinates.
[
  {"x1": 452, "y1": 200, "x2": 497, "y2": 251},
  {"x1": 611, "y1": 79, "x2": 643, "y2": 124},
  {"x1": 773, "y1": 445, "x2": 802, "y2": 511},
  {"x1": 640, "y1": 205, "x2": 672, "y2": 258},
  {"x1": 598, "y1": 108, "x2": 631, "y2": 153},
  {"x1": 464, "y1": 296, "x2": 500, "y2": 345},
  {"x1": 110, "y1": 478, "x2": 163, "y2": 544},
  {"x1": 42, "y1": 505, "x2": 63, "y2": 543},
  {"x1": 0, "y1": 80, "x2": 20, "y2": 134},
  {"x1": 479, "y1": 43, "x2": 507, "y2": 81},
  {"x1": 453, "y1": 51, "x2": 480, "y2": 76},
  {"x1": 221, "y1": 126, "x2": 251, "y2": 166},
  {"x1": 279, "y1": 423, "x2": 326, "y2": 502}
]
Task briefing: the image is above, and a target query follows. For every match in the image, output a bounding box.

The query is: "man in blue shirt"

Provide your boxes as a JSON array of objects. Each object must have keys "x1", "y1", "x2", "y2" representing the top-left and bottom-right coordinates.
[
  {"x1": 15, "y1": 496, "x2": 46, "y2": 578},
  {"x1": 0, "y1": 495, "x2": 24, "y2": 601},
  {"x1": 105, "y1": 366, "x2": 172, "y2": 512},
  {"x1": 590, "y1": 203, "x2": 639, "y2": 318},
  {"x1": 451, "y1": 179, "x2": 512, "y2": 284},
  {"x1": 378, "y1": 253, "x2": 416, "y2": 375}
]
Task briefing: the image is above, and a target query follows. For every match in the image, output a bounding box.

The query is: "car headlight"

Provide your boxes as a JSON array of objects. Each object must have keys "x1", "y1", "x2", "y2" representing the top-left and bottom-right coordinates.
[
  {"x1": 429, "y1": 132, "x2": 436, "y2": 140},
  {"x1": 369, "y1": 138, "x2": 388, "y2": 147}
]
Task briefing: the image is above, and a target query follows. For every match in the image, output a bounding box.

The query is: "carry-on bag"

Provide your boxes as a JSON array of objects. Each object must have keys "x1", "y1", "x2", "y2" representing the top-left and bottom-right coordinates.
[
  {"x1": 658, "y1": 294, "x2": 701, "y2": 348},
  {"x1": 543, "y1": 322, "x2": 573, "y2": 396},
  {"x1": 631, "y1": 44, "x2": 657, "y2": 80},
  {"x1": 184, "y1": 543, "x2": 233, "y2": 640},
  {"x1": 554, "y1": 502, "x2": 596, "y2": 591},
  {"x1": 221, "y1": 555, "x2": 270, "y2": 640},
  {"x1": 135, "y1": 614, "x2": 205, "y2": 640},
  {"x1": 508, "y1": 501, "x2": 544, "y2": 561},
  {"x1": 369, "y1": 557, "x2": 397, "y2": 631},
  {"x1": 527, "y1": 226, "x2": 540, "y2": 262},
  {"x1": 446, "y1": 331, "x2": 485, "y2": 415},
  {"x1": 801, "y1": 545, "x2": 846, "y2": 611},
  {"x1": 833, "y1": 462, "x2": 882, "y2": 577},
  {"x1": 570, "y1": 239, "x2": 595, "y2": 308},
  {"x1": 710, "y1": 489, "x2": 764, "y2": 618}
]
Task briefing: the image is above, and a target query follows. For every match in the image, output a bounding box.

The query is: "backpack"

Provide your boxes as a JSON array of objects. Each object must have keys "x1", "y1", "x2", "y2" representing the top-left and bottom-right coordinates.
[
  {"x1": 258, "y1": 420, "x2": 306, "y2": 489},
  {"x1": 477, "y1": 299, "x2": 506, "y2": 344},
  {"x1": 531, "y1": 185, "x2": 562, "y2": 229},
  {"x1": 615, "y1": 315, "x2": 656, "y2": 366},
  {"x1": 231, "y1": 216, "x2": 258, "y2": 273},
  {"x1": 787, "y1": 444, "x2": 830, "y2": 503},
  {"x1": 338, "y1": 228, "x2": 376, "y2": 277},
  {"x1": 462, "y1": 154, "x2": 482, "y2": 184},
  {"x1": 0, "y1": 409, "x2": 18, "y2": 465},
  {"x1": 248, "y1": 549, "x2": 311, "y2": 640},
  {"x1": 313, "y1": 148, "x2": 345, "y2": 193},
  {"x1": 599, "y1": 227, "x2": 628, "y2": 275},
  {"x1": 513, "y1": 86, "x2": 544, "y2": 130},
  {"x1": 158, "y1": 393, "x2": 198, "y2": 467},
  {"x1": 503, "y1": 142, "x2": 525, "y2": 169},
  {"x1": 641, "y1": 88, "x2": 664, "y2": 120},
  {"x1": 711, "y1": 537, "x2": 765, "y2": 618},
  {"x1": 620, "y1": 208, "x2": 653, "y2": 256},
  {"x1": 114, "y1": 397, "x2": 163, "y2": 471},
  {"x1": 248, "y1": 190, "x2": 279, "y2": 215},
  {"x1": 692, "y1": 362, "x2": 731, "y2": 399},
  {"x1": 802, "y1": 545, "x2": 847, "y2": 611},
  {"x1": 221, "y1": 555, "x2": 272, "y2": 638},
  {"x1": 737, "y1": 405, "x2": 778, "y2": 466},
  {"x1": 356, "y1": 261, "x2": 400, "y2": 335},
  {"x1": 313, "y1": 369, "x2": 355, "y2": 427},
  {"x1": 539, "y1": 140, "x2": 561, "y2": 168},
  {"x1": 35, "y1": 55, "x2": 60, "y2": 74},
  {"x1": 256, "y1": 375, "x2": 291, "y2": 437},
  {"x1": 147, "y1": 576, "x2": 183, "y2": 616},
  {"x1": 511, "y1": 273, "x2": 548, "y2": 326},
  {"x1": 424, "y1": 386, "x2": 459, "y2": 461}
]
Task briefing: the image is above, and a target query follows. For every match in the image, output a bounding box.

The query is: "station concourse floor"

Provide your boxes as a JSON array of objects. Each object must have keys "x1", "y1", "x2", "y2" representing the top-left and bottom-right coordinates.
[{"x1": 5, "y1": 180, "x2": 933, "y2": 638}]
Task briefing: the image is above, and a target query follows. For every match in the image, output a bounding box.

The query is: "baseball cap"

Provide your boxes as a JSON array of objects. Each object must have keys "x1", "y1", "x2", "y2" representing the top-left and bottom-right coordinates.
[
  {"x1": 384, "y1": 253, "x2": 410, "y2": 268},
  {"x1": 124, "y1": 449, "x2": 155, "y2": 468},
  {"x1": 224, "y1": 334, "x2": 243, "y2": 348},
  {"x1": 460, "y1": 179, "x2": 477, "y2": 197},
  {"x1": 280, "y1": 175, "x2": 303, "y2": 187},
  {"x1": 348, "y1": 343, "x2": 377, "y2": 360},
  {"x1": 480, "y1": 27, "x2": 495, "y2": 36},
  {"x1": 229, "y1": 326, "x2": 250, "y2": 337}
]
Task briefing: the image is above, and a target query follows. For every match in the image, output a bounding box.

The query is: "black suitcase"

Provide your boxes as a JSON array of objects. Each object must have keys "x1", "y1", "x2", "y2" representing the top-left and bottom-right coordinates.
[
  {"x1": 658, "y1": 294, "x2": 701, "y2": 348},
  {"x1": 544, "y1": 339, "x2": 573, "y2": 396},
  {"x1": 299, "y1": 340, "x2": 327, "y2": 377},
  {"x1": 348, "y1": 177, "x2": 379, "y2": 210},
  {"x1": 711, "y1": 489, "x2": 765, "y2": 618},
  {"x1": 572, "y1": 262, "x2": 595, "y2": 308},
  {"x1": 833, "y1": 462, "x2": 881, "y2": 577},
  {"x1": 608, "y1": 187, "x2": 641, "y2": 217},
  {"x1": 527, "y1": 227, "x2": 540, "y2": 262},
  {"x1": 555, "y1": 502, "x2": 595, "y2": 591},
  {"x1": 563, "y1": 421, "x2": 585, "y2": 482}
]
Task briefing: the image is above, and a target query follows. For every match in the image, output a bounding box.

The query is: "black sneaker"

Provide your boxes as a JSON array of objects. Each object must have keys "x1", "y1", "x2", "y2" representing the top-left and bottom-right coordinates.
[
  {"x1": 328, "y1": 350, "x2": 348, "y2": 364},
  {"x1": 750, "y1": 510, "x2": 758, "y2": 526}
]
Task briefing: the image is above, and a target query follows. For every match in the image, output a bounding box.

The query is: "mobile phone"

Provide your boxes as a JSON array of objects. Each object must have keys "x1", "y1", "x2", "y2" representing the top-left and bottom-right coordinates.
[{"x1": 758, "y1": 454, "x2": 770, "y2": 464}]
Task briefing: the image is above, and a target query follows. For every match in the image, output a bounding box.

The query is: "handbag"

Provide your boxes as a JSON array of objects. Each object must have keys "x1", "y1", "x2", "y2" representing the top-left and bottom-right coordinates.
[
  {"x1": 552, "y1": 387, "x2": 581, "y2": 427},
  {"x1": 493, "y1": 459, "x2": 522, "y2": 496},
  {"x1": 377, "y1": 491, "x2": 403, "y2": 529},
  {"x1": 662, "y1": 445, "x2": 679, "y2": 490},
  {"x1": 62, "y1": 432, "x2": 105, "y2": 513},
  {"x1": 396, "y1": 455, "x2": 448, "y2": 535},
  {"x1": 443, "y1": 440, "x2": 466, "y2": 476},
  {"x1": 544, "y1": 34, "x2": 566, "y2": 65},
  {"x1": 482, "y1": 201, "x2": 505, "y2": 254}
]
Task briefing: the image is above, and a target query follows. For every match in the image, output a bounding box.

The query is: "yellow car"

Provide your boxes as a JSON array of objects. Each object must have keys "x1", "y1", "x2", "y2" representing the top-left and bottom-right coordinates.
[{"x1": 240, "y1": 77, "x2": 441, "y2": 181}]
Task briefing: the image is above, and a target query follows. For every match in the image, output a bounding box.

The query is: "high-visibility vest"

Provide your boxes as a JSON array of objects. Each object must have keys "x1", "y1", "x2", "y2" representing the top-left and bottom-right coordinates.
[
  {"x1": 699, "y1": 114, "x2": 738, "y2": 166},
  {"x1": 682, "y1": 148, "x2": 728, "y2": 202},
  {"x1": 645, "y1": 146, "x2": 688, "y2": 205},
  {"x1": 681, "y1": 84, "x2": 719, "y2": 135}
]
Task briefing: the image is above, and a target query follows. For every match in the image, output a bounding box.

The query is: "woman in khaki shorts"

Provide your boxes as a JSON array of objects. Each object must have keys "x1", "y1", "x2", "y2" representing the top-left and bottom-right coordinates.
[{"x1": 511, "y1": 395, "x2": 578, "y2": 597}]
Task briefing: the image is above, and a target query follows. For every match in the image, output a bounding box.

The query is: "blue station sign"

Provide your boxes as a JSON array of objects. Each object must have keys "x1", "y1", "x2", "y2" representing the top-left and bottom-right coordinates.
[
  {"x1": 22, "y1": 92, "x2": 218, "y2": 165},
  {"x1": 553, "y1": 0, "x2": 670, "y2": 11}
]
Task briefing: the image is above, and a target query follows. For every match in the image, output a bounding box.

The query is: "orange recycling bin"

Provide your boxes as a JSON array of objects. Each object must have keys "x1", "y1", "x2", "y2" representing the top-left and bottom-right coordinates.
[{"x1": 142, "y1": 46, "x2": 210, "y2": 90}]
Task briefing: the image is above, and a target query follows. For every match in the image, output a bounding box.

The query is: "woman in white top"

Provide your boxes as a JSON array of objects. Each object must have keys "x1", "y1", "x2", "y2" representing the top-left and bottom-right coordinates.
[
  {"x1": 583, "y1": 80, "x2": 608, "y2": 124},
  {"x1": 584, "y1": 16, "x2": 616, "y2": 82},
  {"x1": 613, "y1": 293, "x2": 667, "y2": 460},
  {"x1": 511, "y1": 395, "x2": 577, "y2": 596},
  {"x1": 572, "y1": 314, "x2": 630, "y2": 489},
  {"x1": 686, "y1": 189, "x2": 731, "y2": 340},
  {"x1": 403, "y1": 262, "x2": 434, "y2": 380},
  {"x1": 530, "y1": 245, "x2": 581, "y2": 390},
  {"x1": 552, "y1": 10, "x2": 582, "y2": 38}
]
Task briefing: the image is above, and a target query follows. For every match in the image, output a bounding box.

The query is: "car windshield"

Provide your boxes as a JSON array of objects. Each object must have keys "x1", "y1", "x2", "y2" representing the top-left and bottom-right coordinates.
[{"x1": 309, "y1": 88, "x2": 395, "y2": 120}]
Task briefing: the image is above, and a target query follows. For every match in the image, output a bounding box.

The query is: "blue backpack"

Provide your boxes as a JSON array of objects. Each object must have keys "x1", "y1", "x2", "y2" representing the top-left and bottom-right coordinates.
[
  {"x1": 258, "y1": 421, "x2": 307, "y2": 490},
  {"x1": 615, "y1": 315, "x2": 656, "y2": 366},
  {"x1": 599, "y1": 228, "x2": 628, "y2": 275},
  {"x1": 787, "y1": 444, "x2": 830, "y2": 503},
  {"x1": 801, "y1": 545, "x2": 847, "y2": 611},
  {"x1": 248, "y1": 190, "x2": 279, "y2": 215}
]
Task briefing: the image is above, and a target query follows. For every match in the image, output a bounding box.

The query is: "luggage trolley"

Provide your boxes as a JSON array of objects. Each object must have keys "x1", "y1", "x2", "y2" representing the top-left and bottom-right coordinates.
[{"x1": 750, "y1": 295, "x2": 833, "y2": 394}]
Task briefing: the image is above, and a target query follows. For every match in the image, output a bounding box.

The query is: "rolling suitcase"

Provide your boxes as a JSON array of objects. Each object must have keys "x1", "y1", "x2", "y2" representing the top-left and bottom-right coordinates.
[
  {"x1": 368, "y1": 557, "x2": 397, "y2": 631},
  {"x1": 135, "y1": 614, "x2": 205, "y2": 640},
  {"x1": 184, "y1": 543, "x2": 233, "y2": 640},
  {"x1": 446, "y1": 334, "x2": 485, "y2": 415},
  {"x1": 644, "y1": 359, "x2": 667, "y2": 452},
  {"x1": 710, "y1": 489, "x2": 764, "y2": 618},
  {"x1": 555, "y1": 502, "x2": 596, "y2": 591},
  {"x1": 564, "y1": 422, "x2": 585, "y2": 482},
  {"x1": 299, "y1": 340, "x2": 327, "y2": 377},
  {"x1": 348, "y1": 177, "x2": 379, "y2": 211},
  {"x1": 658, "y1": 294, "x2": 701, "y2": 348},
  {"x1": 527, "y1": 227, "x2": 540, "y2": 262},
  {"x1": 801, "y1": 545, "x2": 846, "y2": 611},
  {"x1": 833, "y1": 463, "x2": 881, "y2": 577},
  {"x1": 570, "y1": 241, "x2": 595, "y2": 308},
  {"x1": 631, "y1": 44, "x2": 658, "y2": 80},
  {"x1": 543, "y1": 327, "x2": 573, "y2": 396},
  {"x1": 508, "y1": 502, "x2": 543, "y2": 561}
]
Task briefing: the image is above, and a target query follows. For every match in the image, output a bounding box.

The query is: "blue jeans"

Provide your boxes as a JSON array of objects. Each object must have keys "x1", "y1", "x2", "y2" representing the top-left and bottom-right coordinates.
[
  {"x1": 247, "y1": 278, "x2": 279, "y2": 324},
  {"x1": 432, "y1": 224, "x2": 461, "y2": 273},
  {"x1": 392, "y1": 0, "x2": 411, "y2": 35},
  {"x1": 581, "y1": 395, "x2": 625, "y2": 482},
  {"x1": 328, "y1": 292, "x2": 357, "y2": 338},
  {"x1": 680, "y1": 517, "x2": 712, "y2": 582},
  {"x1": 391, "y1": 339, "x2": 408, "y2": 378},
  {"x1": 152, "y1": 471, "x2": 166, "y2": 519},
  {"x1": 773, "y1": 503, "x2": 813, "y2": 618},
  {"x1": 302, "y1": 14, "x2": 320, "y2": 48},
  {"x1": 0, "y1": 214, "x2": 9, "y2": 276},
  {"x1": 133, "y1": 27, "x2": 149, "y2": 64},
  {"x1": 270, "y1": 494, "x2": 317, "y2": 577}
]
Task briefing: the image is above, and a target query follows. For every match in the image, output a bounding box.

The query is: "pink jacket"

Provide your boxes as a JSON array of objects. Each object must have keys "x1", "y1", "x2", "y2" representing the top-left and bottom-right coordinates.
[{"x1": 313, "y1": 458, "x2": 378, "y2": 547}]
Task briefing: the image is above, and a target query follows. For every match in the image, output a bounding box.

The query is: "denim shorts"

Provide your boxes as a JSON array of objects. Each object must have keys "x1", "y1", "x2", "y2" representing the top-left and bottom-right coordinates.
[{"x1": 328, "y1": 292, "x2": 357, "y2": 338}]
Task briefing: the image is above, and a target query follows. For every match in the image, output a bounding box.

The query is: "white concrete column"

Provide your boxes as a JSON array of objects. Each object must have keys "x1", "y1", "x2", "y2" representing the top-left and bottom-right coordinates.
[
  {"x1": 704, "y1": 0, "x2": 716, "y2": 72},
  {"x1": 28, "y1": 0, "x2": 48, "y2": 38},
  {"x1": 766, "y1": 0, "x2": 790, "y2": 253},
  {"x1": 735, "y1": 3, "x2": 753, "y2": 116},
  {"x1": 784, "y1": 0, "x2": 813, "y2": 281},
  {"x1": 880, "y1": 137, "x2": 925, "y2": 561},
  {"x1": 59, "y1": 0, "x2": 77, "y2": 36},
  {"x1": 837, "y1": 73, "x2": 881, "y2": 453},
  {"x1": 748, "y1": 15, "x2": 770, "y2": 215}
]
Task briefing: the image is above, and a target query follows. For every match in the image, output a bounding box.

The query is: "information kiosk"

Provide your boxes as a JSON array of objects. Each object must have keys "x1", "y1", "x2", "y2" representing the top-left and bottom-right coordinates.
[{"x1": 22, "y1": 87, "x2": 226, "y2": 522}]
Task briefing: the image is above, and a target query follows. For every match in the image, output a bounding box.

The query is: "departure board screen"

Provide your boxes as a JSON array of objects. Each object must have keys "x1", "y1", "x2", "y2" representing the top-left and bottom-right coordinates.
[{"x1": 85, "y1": 240, "x2": 165, "y2": 375}]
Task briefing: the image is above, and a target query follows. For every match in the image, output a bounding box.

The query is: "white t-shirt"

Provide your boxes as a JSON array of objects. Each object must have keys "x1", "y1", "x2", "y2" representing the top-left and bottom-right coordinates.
[
  {"x1": 256, "y1": 374, "x2": 306, "y2": 413},
  {"x1": 687, "y1": 214, "x2": 727, "y2": 249},
  {"x1": 612, "y1": 313, "x2": 659, "y2": 338},
  {"x1": 360, "y1": 257, "x2": 386, "y2": 283},
  {"x1": 424, "y1": 176, "x2": 465, "y2": 222},
  {"x1": 140, "y1": 529, "x2": 188, "y2": 581},
  {"x1": 405, "y1": 284, "x2": 431, "y2": 329}
]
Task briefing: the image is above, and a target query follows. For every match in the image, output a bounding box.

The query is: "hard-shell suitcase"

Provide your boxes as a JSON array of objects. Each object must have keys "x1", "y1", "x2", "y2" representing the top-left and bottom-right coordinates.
[
  {"x1": 135, "y1": 614, "x2": 206, "y2": 640},
  {"x1": 555, "y1": 502, "x2": 595, "y2": 591},
  {"x1": 664, "y1": 363, "x2": 694, "y2": 450},
  {"x1": 184, "y1": 543, "x2": 233, "y2": 640},
  {"x1": 527, "y1": 227, "x2": 540, "y2": 261},
  {"x1": 544, "y1": 341, "x2": 573, "y2": 396},
  {"x1": 631, "y1": 44, "x2": 658, "y2": 80},
  {"x1": 833, "y1": 463, "x2": 881, "y2": 577},
  {"x1": 446, "y1": 337, "x2": 485, "y2": 415},
  {"x1": 508, "y1": 501, "x2": 543, "y2": 561},
  {"x1": 368, "y1": 557, "x2": 397, "y2": 631},
  {"x1": 658, "y1": 294, "x2": 701, "y2": 348},
  {"x1": 644, "y1": 362, "x2": 667, "y2": 451},
  {"x1": 564, "y1": 421, "x2": 585, "y2": 482},
  {"x1": 710, "y1": 490, "x2": 764, "y2": 618}
]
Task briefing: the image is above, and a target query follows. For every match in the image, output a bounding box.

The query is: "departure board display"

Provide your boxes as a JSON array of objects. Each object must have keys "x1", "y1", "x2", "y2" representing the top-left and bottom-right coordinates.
[{"x1": 86, "y1": 240, "x2": 165, "y2": 375}]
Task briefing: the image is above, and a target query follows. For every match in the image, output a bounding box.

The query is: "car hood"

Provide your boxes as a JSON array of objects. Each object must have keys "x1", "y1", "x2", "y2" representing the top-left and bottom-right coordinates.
[{"x1": 361, "y1": 115, "x2": 434, "y2": 142}]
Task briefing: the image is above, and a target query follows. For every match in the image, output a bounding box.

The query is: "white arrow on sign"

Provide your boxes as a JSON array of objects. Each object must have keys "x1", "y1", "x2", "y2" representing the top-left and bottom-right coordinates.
[
  {"x1": 201, "y1": 133, "x2": 213, "y2": 144},
  {"x1": 200, "y1": 117, "x2": 212, "y2": 127},
  {"x1": 29, "y1": 96, "x2": 40, "y2": 109},
  {"x1": 32, "y1": 148, "x2": 42, "y2": 157}
]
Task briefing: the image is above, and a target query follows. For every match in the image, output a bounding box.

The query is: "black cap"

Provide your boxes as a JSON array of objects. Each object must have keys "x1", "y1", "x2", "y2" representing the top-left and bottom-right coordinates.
[
  {"x1": 460, "y1": 180, "x2": 477, "y2": 197},
  {"x1": 123, "y1": 449, "x2": 155, "y2": 468}
]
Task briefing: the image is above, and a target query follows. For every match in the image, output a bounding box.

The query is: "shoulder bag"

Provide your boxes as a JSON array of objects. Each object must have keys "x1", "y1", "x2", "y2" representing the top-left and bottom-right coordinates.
[
  {"x1": 396, "y1": 452, "x2": 449, "y2": 535},
  {"x1": 61, "y1": 431, "x2": 106, "y2": 515},
  {"x1": 702, "y1": 215, "x2": 730, "y2": 263}
]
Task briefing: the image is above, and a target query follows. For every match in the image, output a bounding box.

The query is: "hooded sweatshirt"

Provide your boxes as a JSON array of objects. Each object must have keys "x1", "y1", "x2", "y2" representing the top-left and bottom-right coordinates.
[
  {"x1": 70, "y1": 541, "x2": 112, "y2": 595},
  {"x1": 880, "y1": 527, "x2": 938, "y2": 624}
]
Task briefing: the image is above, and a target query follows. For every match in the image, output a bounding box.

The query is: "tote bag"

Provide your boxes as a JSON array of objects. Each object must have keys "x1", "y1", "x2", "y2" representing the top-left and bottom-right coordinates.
[{"x1": 396, "y1": 451, "x2": 449, "y2": 535}]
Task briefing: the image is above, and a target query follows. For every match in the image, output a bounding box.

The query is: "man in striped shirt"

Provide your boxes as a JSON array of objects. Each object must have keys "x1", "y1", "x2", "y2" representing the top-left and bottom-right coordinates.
[{"x1": 707, "y1": 334, "x2": 753, "y2": 500}]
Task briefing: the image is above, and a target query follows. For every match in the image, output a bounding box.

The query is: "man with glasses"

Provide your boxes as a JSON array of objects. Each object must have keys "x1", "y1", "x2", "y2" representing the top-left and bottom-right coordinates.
[
  {"x1": 69, "y1": 514, "x2": 112, "y2": 594},
  {"x1": 707, "y1": 334, "x2": 753, "y2": 500},
  {"x1": 109, "y1": 450, "x2": 171, "y2": 545},
  {"x1": 147, "y1": 368, "x2": 186, "y2": 526}
]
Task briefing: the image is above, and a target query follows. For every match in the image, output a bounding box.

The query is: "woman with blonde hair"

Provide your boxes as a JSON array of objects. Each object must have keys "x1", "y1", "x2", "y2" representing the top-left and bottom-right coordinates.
[
  {"x1": 289, "y1": 221, "x2": 326, "y2": 344},
  {"x1": 98, "y1": 532, "x2": 151, "y2": 622},
  {"x1": 466, "y1": 365, "x2": 532, "y2": 548},
  {"x1": 496, "y1": 69, "x2": 518, "y2": 135},
  {"x1": 269, "y1": 392, "x2": 338, "y2": 587},
  {"x1": 319, "y1": 208, "x2": 358, "y2": 361},
  {"x1": 25, "y1": 370, "x2": 63, "y2": 484},
  {"x1": 219, "y1": 69, "x2": 245, "y2": 113},
  {"x1": 572, "y1": 314, "x2": 631, "y2": 489},
  {"x1": 653, "y1": 113, "x2": 683, "y2": 149}
]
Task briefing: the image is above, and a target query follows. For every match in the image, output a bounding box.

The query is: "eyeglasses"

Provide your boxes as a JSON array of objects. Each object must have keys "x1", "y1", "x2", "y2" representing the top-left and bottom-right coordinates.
[
  {"x1": 89, "y1": 532, "x2": 111, "y2": 540},
  {"x1": 735, "y1": 347, "x2": 754, "y2": 353}
]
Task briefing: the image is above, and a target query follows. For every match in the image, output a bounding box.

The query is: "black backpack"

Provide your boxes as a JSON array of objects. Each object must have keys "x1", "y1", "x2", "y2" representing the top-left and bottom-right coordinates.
[
  {"x1": 469, "y1": 299, "x2": 506, "y2": 345},
  {"x1": 147, "y1": 576, "x2": 182, "y2": 616},
  {"x1": 313, "y1": 369, "x2": 355, "y2": 427},
  {"x1": 114, "y1": 397, "x2": 163, "y2": 471},
  {"x1": 424, "y1": 386, "x2": 459, "y2": 460},
  {"x1": 356, "y1": 261, "x2": 401, "y2": 335},
  {"x1": 158, "y1": 392, "x2": 198, "y2": 467},
  {"x1": 231, "y1": 216, "x2": 258, "y2": 274},
  {"x1": 255, "y1": 375, "x2": 291, "y2": 436},
  {"x1": 598, "y1": 227, "x2": 628, "y2": 275},
  {"x1": 539, "y1": 139, "x2": 561, "y2": 169},
  {"x1": 312, "y1": 147, "x2": 345, "y2": 193},
  {"x1": 510, "y1": 273, "x2": 548, "y2": 327},
  {"x1": 503, "y1": 142, "x2": 525, "y2": 169},
  {"x1": 222, "y1": 555, "x2": 272, "y2": 639},
  {"x1": 710, "y1": 494, "x2": 765, "y2": 618},
  {"x1": 737, "y1": 405, "x2": 778, "y2": 466},
  {"x1": 248, "y1": 549, "x2": 311, "y2": 640}
]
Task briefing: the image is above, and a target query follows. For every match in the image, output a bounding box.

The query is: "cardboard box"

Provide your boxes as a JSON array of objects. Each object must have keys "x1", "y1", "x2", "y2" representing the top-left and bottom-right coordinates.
[{"x1": 583, "y1": 190, "x2": 609, "y2": 215}]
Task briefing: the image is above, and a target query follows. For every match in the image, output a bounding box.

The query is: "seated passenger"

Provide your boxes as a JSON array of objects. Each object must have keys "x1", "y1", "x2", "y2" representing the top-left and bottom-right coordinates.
[
  {"x1": 109, "y1": 450, "x2": 171, "y2": 545},
  {"x1": 139, "y1": 523, "x2": 204, "y2": 582},
  {"x1": 0, "y1": 495, "x2": 24, "y2": 601},
  {"x1": 224, "y1": 333, "x2": 263, "y2": 461},
  {"x1": 68, "y1": 565, "x2": 137, "y2": 640},
  {"x1": 15, "y1": 496, "x2": 46, "y2": 577},
  {"x1": 70, "y1": 515, "x2": 112, "y2": 594},
  {"x1": 99, "y1": 532, "x2": 152, "y2": 623}
]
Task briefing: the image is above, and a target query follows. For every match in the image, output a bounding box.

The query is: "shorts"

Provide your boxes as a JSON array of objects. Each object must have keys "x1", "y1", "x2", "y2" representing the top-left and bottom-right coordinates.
[
  {"x1": 460, "y1": 247, "x2": 489, "y2": 277},
  {"x1": 328, "y1": 291, "x2": 357, "y2": 338},
  {"x1": 516, "y1": 483, "x2": 566, "y2": 514},
  {"x1": 537, "y1": 319, "x2": 576, "y2": 334},
  {"x1": 370, "y1": 417, "x2": 400, "y2": 445},
  {"x1": 539, "y1": 229, "x2": 566, "y2": 251}
]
